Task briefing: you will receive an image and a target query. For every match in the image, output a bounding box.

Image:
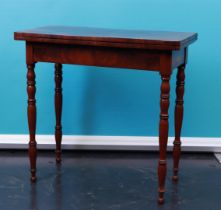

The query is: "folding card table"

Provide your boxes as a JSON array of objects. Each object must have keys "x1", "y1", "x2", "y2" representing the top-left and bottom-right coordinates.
[{"x1": 14, "y1": 26, "x2": 197, "y2": 203}]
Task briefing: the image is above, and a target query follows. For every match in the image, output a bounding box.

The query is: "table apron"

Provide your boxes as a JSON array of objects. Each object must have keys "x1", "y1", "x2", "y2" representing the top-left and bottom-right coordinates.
[
  {"x1": 28, "y1": 42, "x2": 170, "y2": 71},
  {"x1": 27, "y1": 43, "x2": 185, "y2": 72}
]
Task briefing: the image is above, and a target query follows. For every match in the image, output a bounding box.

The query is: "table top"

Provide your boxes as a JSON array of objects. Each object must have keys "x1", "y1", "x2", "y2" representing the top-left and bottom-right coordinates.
[{"x1": 14, "y1": 26, "x2": 197, "y2": 50}]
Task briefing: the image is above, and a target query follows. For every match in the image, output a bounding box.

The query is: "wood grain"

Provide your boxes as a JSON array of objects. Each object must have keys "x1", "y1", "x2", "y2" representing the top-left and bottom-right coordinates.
[
  {"x1": 14, "y1": 26, "x2": 197, "y2": 50},
  {"x1": 14, "y1": 26, "x2": 197, "y2": 203},
  {"x1": 55, "y1": 63, "x2": 63, "y2": 163},
  {"x1": 158, "y1": 73, "x2": 171, "y2": 204},
  {"x1": 27, "y1": 63, "x2": 37, "y2": 182},
  {"x1": 172, "y1": 65, "x2": 185, "y2": 181}
]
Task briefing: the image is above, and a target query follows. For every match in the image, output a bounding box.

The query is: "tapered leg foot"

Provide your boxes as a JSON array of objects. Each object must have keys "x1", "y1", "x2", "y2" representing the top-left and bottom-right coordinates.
[
  {"x1": 158, "y1": 197, "x2": 164, "y2": 205},
  {"x1": 158, "y1": 160, "x2": 167, "y2": 204},
  {"x1": 55, "y1": 149, "x2": 62, "y2": 164},
  {"x1": 30, "y1": 169, "x2": 37, "y2": 182},
  {"x1": 172, "y1": 65, "x2": 185, "y2": 182},
  {"x1": 172, "y1": 175, "x2": 178, "y2": 182},
  {"x1": 54, "y1": 63, "x2": 63, "y2": 163}
]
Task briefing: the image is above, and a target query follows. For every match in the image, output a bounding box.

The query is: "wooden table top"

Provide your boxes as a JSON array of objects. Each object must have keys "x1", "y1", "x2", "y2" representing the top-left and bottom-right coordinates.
[{"x1": 14, "y1": 26, "x2": 197, "y2": 50}]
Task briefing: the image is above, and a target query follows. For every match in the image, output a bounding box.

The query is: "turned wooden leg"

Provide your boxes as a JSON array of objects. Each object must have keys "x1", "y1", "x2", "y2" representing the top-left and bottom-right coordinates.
[
  {"x1": 55, "y1": 63, "x2": 63, "y2": 163},
  {"x1": 158, "y1": 73, "x2": 170, "y2": 204},
  {"x1": 172, "y1": 65, "x2": 185, "y2": 181},
  {"x1": 27, "y1": 63, "x2": 37, "y2": 182}
]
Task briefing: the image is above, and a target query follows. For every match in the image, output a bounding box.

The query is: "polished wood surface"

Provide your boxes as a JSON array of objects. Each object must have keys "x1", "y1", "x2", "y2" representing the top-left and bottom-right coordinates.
[
  {"x1": 14, "y1": 26, "x2": 197, "y2": 50},
  {"x1": 173, "y1": 64, "x2": 186, "y2": 181},
  {"x1": 14, "y1": 26, "x2": 197, "y2": 204},
  {"x1": 27, "y1": 63, "x2": 37, "y2": 182},
  {"x1": 54, "y1": 63, "x2": 63, "y2": 163},
  {"x1": 158, "y1": 72, "x2": 171, "y2": 204}
]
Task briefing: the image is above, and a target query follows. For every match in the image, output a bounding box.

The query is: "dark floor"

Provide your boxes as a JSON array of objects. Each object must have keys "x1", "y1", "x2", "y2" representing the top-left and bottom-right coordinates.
[{"x1": 0, "y1": 151, "x2": 220, "y2": 210}]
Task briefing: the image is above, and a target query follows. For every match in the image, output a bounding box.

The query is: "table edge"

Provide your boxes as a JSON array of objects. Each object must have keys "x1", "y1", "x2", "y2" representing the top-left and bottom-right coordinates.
[{"x1": 14, "y1": 31, "x2": 198, "y2": 51}]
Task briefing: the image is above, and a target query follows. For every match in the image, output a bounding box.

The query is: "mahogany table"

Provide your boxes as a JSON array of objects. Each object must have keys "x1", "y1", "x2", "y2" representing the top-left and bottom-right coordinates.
[{"x1": 14, "y1": 26, "x2": 197, "y2": 204}]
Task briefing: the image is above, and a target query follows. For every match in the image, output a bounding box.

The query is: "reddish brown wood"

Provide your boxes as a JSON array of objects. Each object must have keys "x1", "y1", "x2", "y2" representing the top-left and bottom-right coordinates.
[
  {"x1": 55, "y1": 63, "x2": 63, "y2": 163},
  {"x1": 27, "y1": 63, "x2": 37, "y2": 182},
  {"x1": 14, "y1": 26, "x2": 197, "y2": 204},
  {"x1": 14, "y1": 26, "x2": 197, "y2": 50},
  {"x1": 172, "y1": 65, "x2": 185, "y2": 181},
  {"x1": 158, "y1": 72, "x2": 171, "y2": 204},
  {"x1": 31, "y1": 42, "x2": 161, "y2": 71}
]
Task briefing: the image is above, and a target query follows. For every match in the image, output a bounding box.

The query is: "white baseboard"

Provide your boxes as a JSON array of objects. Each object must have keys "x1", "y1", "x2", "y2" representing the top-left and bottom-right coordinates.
[{"x1": 0, "y1": 135, "x2": 220, "y2": 152}]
